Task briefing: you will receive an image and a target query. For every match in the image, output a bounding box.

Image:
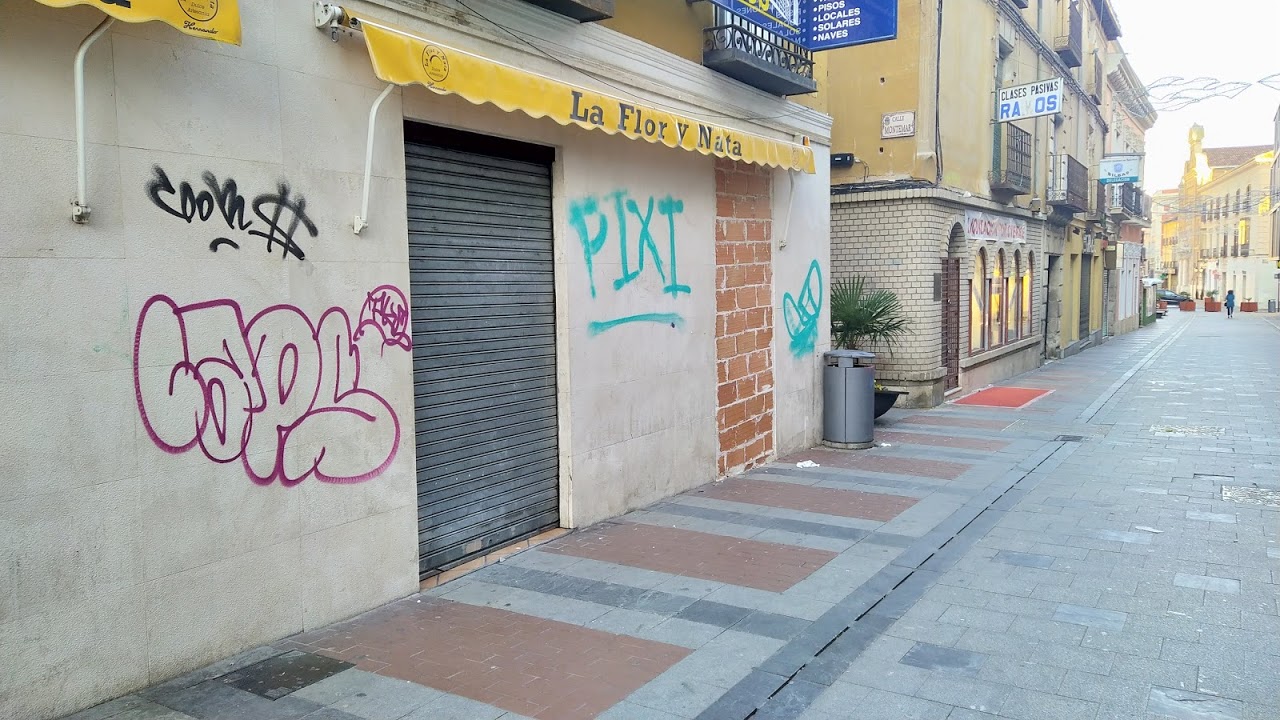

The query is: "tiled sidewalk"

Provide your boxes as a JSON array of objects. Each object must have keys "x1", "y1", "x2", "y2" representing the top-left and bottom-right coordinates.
[{"x1": 68, "y1": 310, "x2": 1280, "y2": 720}]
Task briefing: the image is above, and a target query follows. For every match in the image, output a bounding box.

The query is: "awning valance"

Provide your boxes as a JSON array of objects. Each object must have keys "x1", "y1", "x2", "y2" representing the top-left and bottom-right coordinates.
[
  {"x1": 337, "y1": 9, "x2": 815, "y2": 174},
  {"x1": 36, "y1": 0, "x2": 241, "y2": 45}
]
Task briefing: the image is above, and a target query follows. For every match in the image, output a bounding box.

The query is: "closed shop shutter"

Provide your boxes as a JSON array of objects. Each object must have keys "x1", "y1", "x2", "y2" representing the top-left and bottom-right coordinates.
[{"x1": 405, "y1": 123, "x2": 560, "y2": 578}]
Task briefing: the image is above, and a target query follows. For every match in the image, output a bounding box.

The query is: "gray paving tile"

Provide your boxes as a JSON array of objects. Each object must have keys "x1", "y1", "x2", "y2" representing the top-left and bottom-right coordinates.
[
  {"x1": 1053, "y1": 603, "x2": 1128, "y2": 632},
  {"x1": 1173, "y1": 573, "x2": 1241, "y2": 594},
  {"x1": 291, "y1": 670, "x2": 441, "y2": 720},
  {"x1": 1198, "y1": 666, "x2": 1280, "y2": 707},
  {"x1": 732, "y1": 611, "x2": 811, "y2": 641},
  {"x1": 598, "y1": 701, "x2": 687, "y2": 720},
  {"x1": 999, "y1": 688, "x2": 1100, "y2": 720},
  {"x1": 839, "y1": 688, "x2": 952, "y2": 720},
  {"x1": 975, "y1": 657, "x2": 1066, "y2": 693},
  {"x1": 64, "y1": 697, "x2": 196, "y2": 720},
  {"x1": 994, "y1": 551, "x2": 1057, "y2": 569},
  {"x1": 399, "y1": 694, "x2": 511, "y2": 720},
  {"x1": 1146, "y1": 686, "x2": 1244, "y2": 720},
  {"x1": 147, "y1": 680, "x2": 323, "y2": 720},
  {"x1": 898, "y1": 642, "x2": 986, "y2": 676},
  {"x1": 1186, "y1": 511, "x2": 1237, "y2": 524},
  {"x1": 913, "y1": 674, "x2": 1011, "y2": 714},
  {"x1": 797, "y1": 681, "x2": 873, "y2": 718},
  {"x1": 937, "y1": 605, "x2": 1015, "y2": 632},
  {"x1": 838, "y1": 656, "x2": 933, "y2": 695}
]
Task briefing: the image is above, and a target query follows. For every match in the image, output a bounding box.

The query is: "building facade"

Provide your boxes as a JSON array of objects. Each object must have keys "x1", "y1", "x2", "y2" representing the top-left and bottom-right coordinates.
[
  {"x1": 1176, "y1": 126, "x2": 1275, "y2": 304},
  {"x1": 820, "y1": 0, "x2": 1148, "y2": 406},
  {"x1": 0, "y1": 1, "x2": 833, "y2": 717}
]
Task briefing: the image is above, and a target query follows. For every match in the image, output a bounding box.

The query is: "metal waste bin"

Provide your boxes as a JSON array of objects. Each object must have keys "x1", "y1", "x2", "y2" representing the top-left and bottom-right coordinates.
[
  {"x1": 1269, "y1": 299, "x2": 1277, "y2": 313},
  {"x1": 823, "y1": 349, "x2": 876, "y2": 449}
]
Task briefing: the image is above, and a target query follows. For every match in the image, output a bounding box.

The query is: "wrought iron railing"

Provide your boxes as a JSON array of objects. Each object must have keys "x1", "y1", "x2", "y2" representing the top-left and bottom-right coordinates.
[
  {"x1": 1049, "y1": 154, "x2": 1089, "y2": 212},
  {"x1": 991, "y1": 124, "x2": 1032, "y2": 194},
  {"x1": 704, "y1": 10, "x2": 815, "y2": 82},
  {"x1": 1054, "y1": 0, "x2": 1083, "y2": 68}
]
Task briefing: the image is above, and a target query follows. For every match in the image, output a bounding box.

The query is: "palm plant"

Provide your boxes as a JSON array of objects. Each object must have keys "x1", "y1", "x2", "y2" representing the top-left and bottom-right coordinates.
[{"x1": 830, "y1": 277, "x2": 909, "y2": 352}]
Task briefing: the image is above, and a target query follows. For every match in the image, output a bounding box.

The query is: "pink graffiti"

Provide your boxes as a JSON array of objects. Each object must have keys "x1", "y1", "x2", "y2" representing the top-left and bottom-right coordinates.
[
  {"x1": 133, "y1": 290, "x2": 412, "y2": 486},
  {"x1": 356, "y1": 285, "x2": 412, "y2": 352}
]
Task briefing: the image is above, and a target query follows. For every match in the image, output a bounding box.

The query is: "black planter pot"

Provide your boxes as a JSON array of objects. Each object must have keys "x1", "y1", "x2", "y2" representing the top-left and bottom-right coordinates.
[{"x1": 873, "y1": 390, "x2": 906, "y2": 419}]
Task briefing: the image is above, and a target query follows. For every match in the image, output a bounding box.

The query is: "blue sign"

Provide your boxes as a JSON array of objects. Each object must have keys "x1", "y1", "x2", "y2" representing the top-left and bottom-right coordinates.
[
  {"x1": 806, "y1": 1, "x2": 898, "y2": 51},
  {"x1": 708, "y1": 1, "x2": 898, "y2": 52}
]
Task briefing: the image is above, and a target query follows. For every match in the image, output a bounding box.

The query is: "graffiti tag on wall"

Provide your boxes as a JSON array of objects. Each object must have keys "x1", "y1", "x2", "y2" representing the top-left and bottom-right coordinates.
[
  {"x1": 133, "y1": 289, "x2": 411, "y2": 486},
  {"x1": 783, "y1": 260, "x2": 823, "y2": 357},
  {"x1": 146, "y1": 166, "x2": 317, "y2": 260},
  {"x1": 569, "y1": 190, "x2": 690, "y2": 335}
]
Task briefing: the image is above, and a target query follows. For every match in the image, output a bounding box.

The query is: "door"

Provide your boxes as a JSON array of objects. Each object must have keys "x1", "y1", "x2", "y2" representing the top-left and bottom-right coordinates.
[
  {"x1": 1079, "y1": 254, "x2": 1092, "y2": 340},
  {"x1": 405, "y1": 122, "x2": 560, "y2": 579},
  {"x1": 941, "y1": 257, "x2": 961, "y2": 390}
]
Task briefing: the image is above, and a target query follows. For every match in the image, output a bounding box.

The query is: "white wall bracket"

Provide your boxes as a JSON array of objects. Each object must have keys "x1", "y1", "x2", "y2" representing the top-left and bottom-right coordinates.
[
  {"x1": 72, "y1": 16, "x2": 114, "y2": 224},
  {"x1": 354, "y1": 83, "x2": 396, "y2": 235}
]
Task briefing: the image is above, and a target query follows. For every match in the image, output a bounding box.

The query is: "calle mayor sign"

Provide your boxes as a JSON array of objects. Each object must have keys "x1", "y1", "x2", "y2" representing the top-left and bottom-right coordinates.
[
  {"x1": 997, "y1": 78, "x2": 1063, "y2": 122},
  {"x1": 708, "y1": 0, "x2": 898, "y2": 51}
]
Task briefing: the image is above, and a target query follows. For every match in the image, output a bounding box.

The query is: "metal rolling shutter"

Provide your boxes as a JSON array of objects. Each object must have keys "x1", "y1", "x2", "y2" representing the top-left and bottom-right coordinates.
[{"x1": 405, "y1": 123, "x2": 559, "y2": 578}]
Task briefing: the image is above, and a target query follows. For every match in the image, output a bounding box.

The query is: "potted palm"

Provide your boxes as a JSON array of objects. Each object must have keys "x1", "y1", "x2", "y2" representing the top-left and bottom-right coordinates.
[
  {"x1": 1204, "y1": 290, "x2": 1221, "y2": 312},
  {"x1": 831, "y1": 277, "x2": 910, "y2": 419}
]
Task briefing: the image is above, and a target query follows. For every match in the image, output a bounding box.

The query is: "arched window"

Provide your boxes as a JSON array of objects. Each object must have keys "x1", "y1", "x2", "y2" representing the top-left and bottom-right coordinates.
[
  {"x1": 971, "y1": 249, "x2": 988, "y2": 352},
  {"x1": 1024, "y1": 252, "x2": 1035, "y2": 338},
  {"x1": 993, "y1": 250, "x2": 1006, "y2": 346},
  {"x1": 1012, "y1": 251, "x2": 1023, "y2": 341}
]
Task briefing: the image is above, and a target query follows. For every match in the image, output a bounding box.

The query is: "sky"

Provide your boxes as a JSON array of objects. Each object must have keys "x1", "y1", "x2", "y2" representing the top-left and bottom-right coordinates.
[{"x1": 1109, "y1": 0, "x2": 1280, "y2": 192}]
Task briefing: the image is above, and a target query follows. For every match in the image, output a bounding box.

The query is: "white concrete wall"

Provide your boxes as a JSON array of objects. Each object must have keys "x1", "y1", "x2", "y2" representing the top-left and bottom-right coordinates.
[{"x1": 0, "y1": 2, "x2": 831, "y2": 717}]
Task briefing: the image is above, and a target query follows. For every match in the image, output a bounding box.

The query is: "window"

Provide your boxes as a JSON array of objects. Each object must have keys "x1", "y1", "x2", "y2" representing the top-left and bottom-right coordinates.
[
  {"x1": 1024, "y1": 253, "x2": 1034, "y2": 338},
  {"x1": 1012, "y1": 251, "x2": 1023, "y2": 342},
  {"x1": 1245, "y1": 186, "x2": 1252, "y2": 213},
  {"x1": 971, "y1": 250, "x2": 988, "y2": 353},
  {"x1": 993, "y1": 250, "x2": 1006, "y2": 346},
  {"x1": 1235, "y1": 189, "x2": 1241, "y2": 214}
]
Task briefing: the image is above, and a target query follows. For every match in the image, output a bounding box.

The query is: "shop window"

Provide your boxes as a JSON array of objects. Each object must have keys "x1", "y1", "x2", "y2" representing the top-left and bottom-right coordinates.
[
  {"x1": 971, "y1": 249, "x2": 988, "y2": 353},
  {"x1": 1024, "y1": 252, "x2": 1034, "y2": 337},
  {"x1": 1011, "y1": 251, "x2": 1023, "y2": 341},
  {"x1": 992, "y1": 250, "x2": 1006, "y2": 346}
]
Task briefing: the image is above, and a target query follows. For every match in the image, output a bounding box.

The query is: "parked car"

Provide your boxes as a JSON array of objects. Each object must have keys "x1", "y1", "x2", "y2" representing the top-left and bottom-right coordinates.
[{"x1": 1157, "y1": 289, "x2": 1190, "y2": 304}]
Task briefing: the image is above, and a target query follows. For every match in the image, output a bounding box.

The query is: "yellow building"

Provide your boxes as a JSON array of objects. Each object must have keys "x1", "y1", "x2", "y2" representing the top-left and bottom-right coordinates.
[
  {"x1": 1175, "y1": 126, "x2": 1275, "y2": 304},
  {"x1": 818, "y1": 0, "x2": 1146, "y2": 405}
]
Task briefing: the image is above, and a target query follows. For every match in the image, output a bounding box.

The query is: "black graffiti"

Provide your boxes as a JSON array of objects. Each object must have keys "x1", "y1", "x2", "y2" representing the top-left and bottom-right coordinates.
[{"x1": 146, "y1": 166, "x2": 317, "y2": 261}]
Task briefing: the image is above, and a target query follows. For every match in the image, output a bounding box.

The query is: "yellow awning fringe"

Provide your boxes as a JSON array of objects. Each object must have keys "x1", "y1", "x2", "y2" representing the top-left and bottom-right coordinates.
[
  {"x1": 351, "y1": 12, "x2": 815, "y2": 173},
  {"x1": 36, "y1": 0, "x2": 241, "y2": 45}
]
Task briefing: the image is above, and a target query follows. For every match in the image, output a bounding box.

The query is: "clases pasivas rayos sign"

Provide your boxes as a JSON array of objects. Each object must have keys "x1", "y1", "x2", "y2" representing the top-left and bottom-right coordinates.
[
  {"x1": 708, "y1": 0, "x2": 898, "y2": 51},
  {"x1": 997, "y1": 78, "x2": 1064, "y2": 121}
]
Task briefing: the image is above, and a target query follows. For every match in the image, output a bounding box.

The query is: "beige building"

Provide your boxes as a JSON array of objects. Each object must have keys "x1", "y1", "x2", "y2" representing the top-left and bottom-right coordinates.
[
  {"x1": 819, "y1": 0, "x2": 1148, "y2": 406},
  {"x1": 1176, "y1": 126, "x2": 1275, "y2": 304},
  {"x1": 0, "y1": 1, "x2": 834, "y2": 717}
]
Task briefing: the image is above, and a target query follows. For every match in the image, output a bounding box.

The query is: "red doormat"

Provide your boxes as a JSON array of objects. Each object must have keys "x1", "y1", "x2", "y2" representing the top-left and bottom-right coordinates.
[{"x1": 954, "y1": 386, "x2": 1052, "y2": 408}]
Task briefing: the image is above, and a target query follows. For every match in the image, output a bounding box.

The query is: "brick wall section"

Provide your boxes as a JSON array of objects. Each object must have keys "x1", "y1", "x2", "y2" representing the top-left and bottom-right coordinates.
[{"x1": 715, "y1": 159, "x2": 775, "y2": 476}]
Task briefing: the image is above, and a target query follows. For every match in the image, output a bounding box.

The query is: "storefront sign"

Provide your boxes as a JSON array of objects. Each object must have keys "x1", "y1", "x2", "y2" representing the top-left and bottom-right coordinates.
[
  {"x1": 881, "y1": 111, "x2": 916, "y2": 138},
  {"x1": 997, "y1": 78, "x2": 1063, "y2": 122},
  {"x1": 353, "y1": 15, "x2": 815, "y2": 172},
  {"x1": 1099, "y1": 155, "x2": 1141, "y2": 184},
  {"x1": 707, "y1": 1, "x2": 898, "y2": 51},
  {"x1": 965, "y1": 210, "x2": 1027, "y2": 243}
]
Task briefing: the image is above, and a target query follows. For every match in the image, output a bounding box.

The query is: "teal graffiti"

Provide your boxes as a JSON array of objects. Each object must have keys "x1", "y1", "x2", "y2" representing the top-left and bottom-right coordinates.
[
  {"x1": 783, "y1": 260, "x2": 823, "y2": 357},
  {"x1": 587, "y1": 313, "x2": 685, "y2": 336},
  {"x1": 572, "y1": 190, "x2": 690, "y2": 334}
]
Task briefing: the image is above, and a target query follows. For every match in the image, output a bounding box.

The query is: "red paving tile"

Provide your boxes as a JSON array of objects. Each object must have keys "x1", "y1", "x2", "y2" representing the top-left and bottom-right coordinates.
[
  {"x1": 874, "y1": 430, "x2": 1009, "y2": 452},
  {"x1": 542, "y1": 521, "x2": 837, "y2": 592},
  {"x1": 954, "y1": 386, "x2": 1053, "y2": 408},
  {"x1": 290, "y1": 598, "x2": 690, "y2": 720},
  {"x1": 697, "y1": 478, "x2": 917, "y2": 522},
  {"x1": 790, "y1": 448, "x2": 970, "y2": 480},
  {"x1": 899, "y1": 415, "x2": 1013, "y2": 431}
]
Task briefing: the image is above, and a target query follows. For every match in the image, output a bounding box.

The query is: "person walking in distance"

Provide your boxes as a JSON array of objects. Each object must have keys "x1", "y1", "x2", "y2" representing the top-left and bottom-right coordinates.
[{"x1": 1224, "y1": 289, "x2": 1236, "y2": 319}]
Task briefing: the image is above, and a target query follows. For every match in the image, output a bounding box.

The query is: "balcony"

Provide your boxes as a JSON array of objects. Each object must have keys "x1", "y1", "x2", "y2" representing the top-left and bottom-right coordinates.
[
  {"x1": 703, "y1": 11, "x2": 816, "y2": 96},
  {"x1": 1106, "y1": 183, "x2": 1150, "y2": 224},
  {"x1": 1054, "y1": 0, "x2": 1083, "y2": 68},
  {"x1": 1049, "y1": 154, "x2": 1089, "y2": 213},
  {"x1": 1011, "y1": 0, "x2": 1029, "y2": 7},
  {"x1": 990, "y1": 124, "x2": 1033, "y2": 196},
  {"x1": 519, "y1": 0, "x2": 613, "y2": 22}
]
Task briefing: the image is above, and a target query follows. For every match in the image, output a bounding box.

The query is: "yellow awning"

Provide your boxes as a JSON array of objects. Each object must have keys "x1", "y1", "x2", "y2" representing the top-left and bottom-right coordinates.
[
  {"x1": 347, "y1": 11, "x2": 815, "y2": 174},
  {"x1": 37, "y1": 0, "x2": 241, "y2": 45}
]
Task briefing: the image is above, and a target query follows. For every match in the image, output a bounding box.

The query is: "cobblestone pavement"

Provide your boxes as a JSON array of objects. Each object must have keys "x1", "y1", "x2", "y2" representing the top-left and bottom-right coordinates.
[{"x1": 68, "y1": 309, "x2": 1280, "y2": 720}]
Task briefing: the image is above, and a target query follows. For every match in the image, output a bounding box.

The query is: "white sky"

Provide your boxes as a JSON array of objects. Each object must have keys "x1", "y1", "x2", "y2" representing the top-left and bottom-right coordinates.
[{"x1": 1109, "y1": 0, "x2": 1280, "y2": 192}]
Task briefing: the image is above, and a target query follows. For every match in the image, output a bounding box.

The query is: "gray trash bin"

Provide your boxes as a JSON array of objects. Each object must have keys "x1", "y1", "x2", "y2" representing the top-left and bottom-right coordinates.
[
  {"x1": 823, "y1": 349, "x2": 876, "y2": 449},
  {"x1": 1269, "y1": 300, "x2": 1277, "y2": 313}
]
